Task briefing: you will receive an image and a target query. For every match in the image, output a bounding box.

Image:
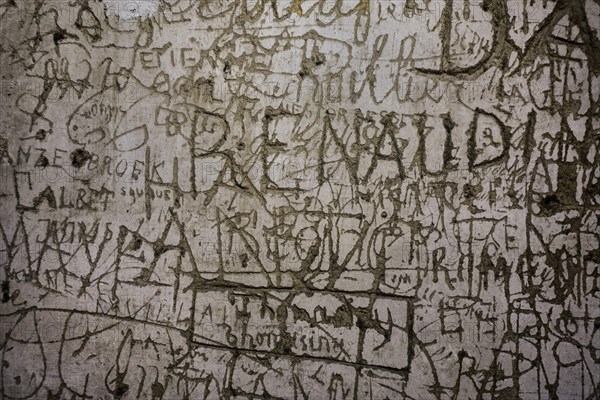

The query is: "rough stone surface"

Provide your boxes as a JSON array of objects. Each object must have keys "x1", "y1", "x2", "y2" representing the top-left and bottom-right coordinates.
[{"x1": 0, "y1": 0, "x2": 599, "y2": 399}]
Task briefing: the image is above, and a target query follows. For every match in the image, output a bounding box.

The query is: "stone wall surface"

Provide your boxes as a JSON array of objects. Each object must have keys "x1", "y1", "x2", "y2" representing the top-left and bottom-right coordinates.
[{"x1": 0, "y1": 0, "x2": 599, "y2": 399}]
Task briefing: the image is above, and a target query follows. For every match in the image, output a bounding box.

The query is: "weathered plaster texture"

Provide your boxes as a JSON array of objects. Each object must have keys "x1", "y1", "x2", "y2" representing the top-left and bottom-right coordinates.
[{"x1": 0, "y1": 0, "x2": 599, "y2": 399}]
